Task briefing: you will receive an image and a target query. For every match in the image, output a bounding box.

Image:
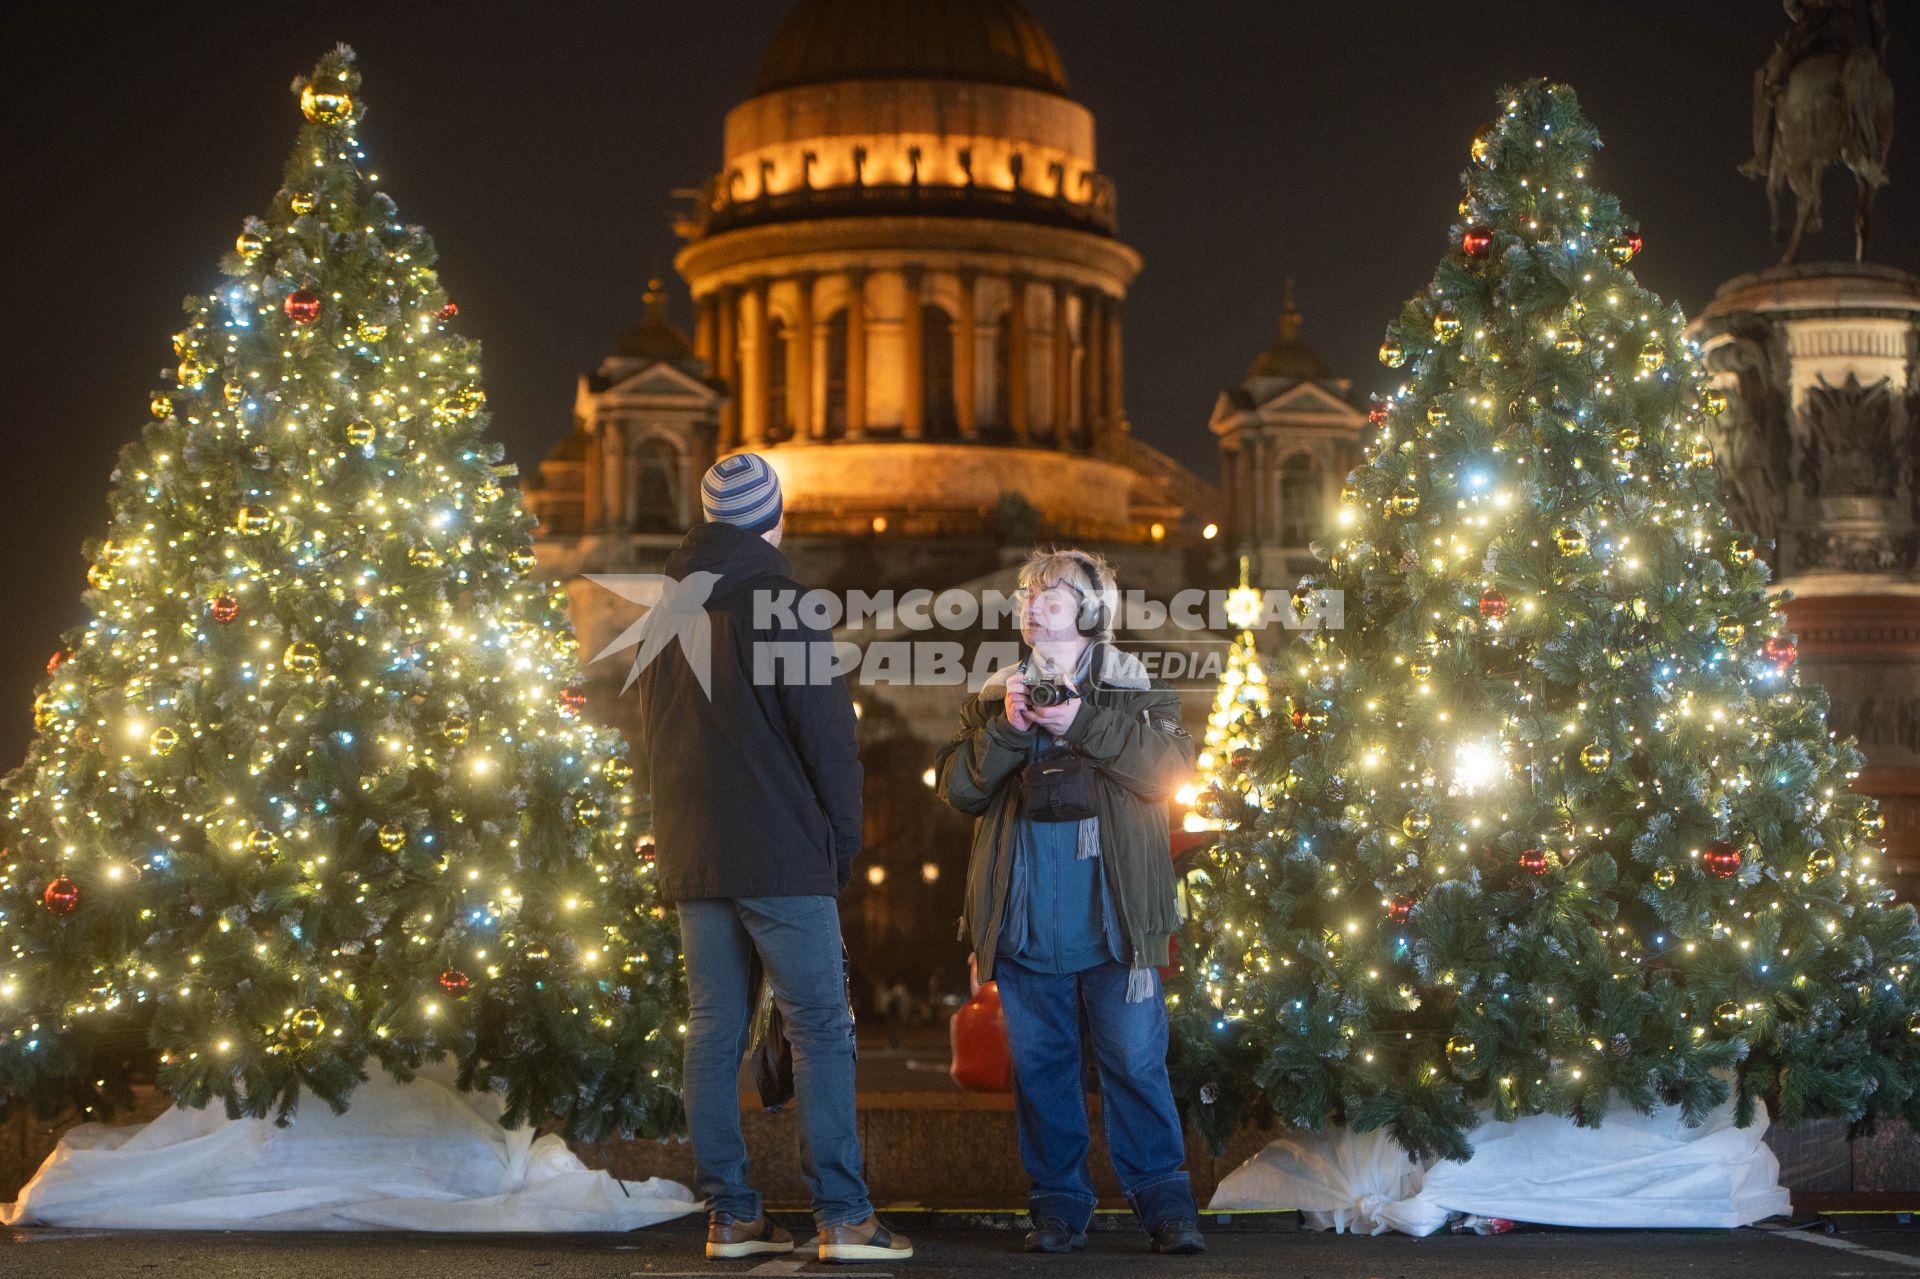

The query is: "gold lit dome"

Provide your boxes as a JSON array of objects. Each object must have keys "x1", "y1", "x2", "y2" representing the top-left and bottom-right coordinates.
[
  {"x1": 751, "y1": 0, "x2": 1070, "y2": 97},
  {"x1": 1247, "y1": 278, "x2": 1331, "y2": 381}
]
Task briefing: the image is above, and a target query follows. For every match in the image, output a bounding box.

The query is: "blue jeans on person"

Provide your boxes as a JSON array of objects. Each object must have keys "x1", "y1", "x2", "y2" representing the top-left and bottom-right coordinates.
[
  {"x1": 995, "y1": 955, "x2": 1198, "y2": 1233},
  {"x1": 677, "y1": 895, "x2": 871, "y2": 1228}
]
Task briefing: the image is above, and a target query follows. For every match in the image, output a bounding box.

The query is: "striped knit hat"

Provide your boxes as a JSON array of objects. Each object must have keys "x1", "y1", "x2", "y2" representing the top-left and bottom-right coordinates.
[{"x1": 700, "y1": 452, "x2": 783, "y2": 534}]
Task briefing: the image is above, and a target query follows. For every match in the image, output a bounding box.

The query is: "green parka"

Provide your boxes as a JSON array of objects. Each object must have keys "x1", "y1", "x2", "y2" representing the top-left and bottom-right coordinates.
[{"x1": 934, "y1": 643, "x2": 1197, "y2": 985}]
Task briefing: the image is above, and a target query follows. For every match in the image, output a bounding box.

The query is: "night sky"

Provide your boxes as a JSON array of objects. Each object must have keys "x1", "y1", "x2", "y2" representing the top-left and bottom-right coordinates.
[{"x1": 1, "y1": 1, "x2": 1913, "y2": 767}]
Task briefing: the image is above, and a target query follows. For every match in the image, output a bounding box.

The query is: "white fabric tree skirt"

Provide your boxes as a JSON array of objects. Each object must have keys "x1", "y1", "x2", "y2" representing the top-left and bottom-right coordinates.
[
  {"x1": 1210, "y1": 1094, "x2": 1791, "y2": 1235},
  {"x1": 1, "y1": 1062, "x2": 701, "y2": 1231}
]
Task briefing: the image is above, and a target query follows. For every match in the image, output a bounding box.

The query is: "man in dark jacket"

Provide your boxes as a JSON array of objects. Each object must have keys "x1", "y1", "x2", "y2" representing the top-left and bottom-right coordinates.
[
  {"x1": 934, "y1": 547, "x2": 1203, "y2": 1257},
  {"x1": 635, "y1": 453, "x2": 910, "y2": 1264}
]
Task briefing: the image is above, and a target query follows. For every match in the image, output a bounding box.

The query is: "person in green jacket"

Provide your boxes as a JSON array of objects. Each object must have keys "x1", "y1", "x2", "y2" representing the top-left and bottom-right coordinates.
[{"x1": 934, "y1": 547, "x2": 1204, "y2": 1257}]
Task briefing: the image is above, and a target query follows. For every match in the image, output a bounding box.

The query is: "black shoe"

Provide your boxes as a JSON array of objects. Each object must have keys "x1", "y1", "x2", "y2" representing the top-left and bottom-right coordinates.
[
  {"x1": 1150, "y1": 1219, "x2": 1205, "y2": 1254},
  {"x1": 1024, "y1": 1217, "x2": 1088, "y2": 1253}
]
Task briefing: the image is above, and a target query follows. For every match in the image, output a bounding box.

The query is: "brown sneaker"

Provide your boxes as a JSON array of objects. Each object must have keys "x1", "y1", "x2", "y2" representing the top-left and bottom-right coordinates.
[
  {"x1": 706, "y1": 1214, "x2": 795, "y2": 1259},
  {"x1": 817, "y1": 1215, "x2": 914, "y2": 1263}
]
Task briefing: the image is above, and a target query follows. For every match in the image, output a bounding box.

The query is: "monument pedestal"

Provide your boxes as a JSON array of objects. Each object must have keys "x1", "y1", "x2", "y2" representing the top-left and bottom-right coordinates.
[{"x1": 1689, "y1": 264, "x2": 1920, "y2": 894}]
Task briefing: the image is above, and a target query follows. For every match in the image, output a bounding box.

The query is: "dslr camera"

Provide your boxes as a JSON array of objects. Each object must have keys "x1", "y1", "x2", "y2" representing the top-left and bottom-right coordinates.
[{"x1": 1021, "y1": 663, "x2": 1079, "y2": 709}]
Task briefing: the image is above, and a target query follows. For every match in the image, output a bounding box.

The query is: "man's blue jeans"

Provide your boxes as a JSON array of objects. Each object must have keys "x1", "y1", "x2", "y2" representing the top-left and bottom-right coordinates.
[
  {"x1": 677, "y1": 895, "x2": 871, "y2": 1228},
  {"x1": 995, "y1": 956, "x2": 1198, "y2": 1233}
]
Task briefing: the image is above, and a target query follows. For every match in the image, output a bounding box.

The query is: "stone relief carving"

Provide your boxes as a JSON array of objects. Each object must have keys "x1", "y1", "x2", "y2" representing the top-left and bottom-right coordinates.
[
  {"x1": 1795, "y1": 527, "x2": 1919, "y2": 573},
  {"x1": 1829, "y1": 693, "x2": 1920, "y2": 756},
  {"x1": 1705, "y1": 318, "x2": 1793, "y2": 546},
  {"x1": 1800, "y1": 371, "x2": 1895, "y2": 498}
]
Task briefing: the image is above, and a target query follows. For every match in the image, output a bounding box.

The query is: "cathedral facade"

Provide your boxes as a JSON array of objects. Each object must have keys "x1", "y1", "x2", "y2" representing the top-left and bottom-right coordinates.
[{"x1": 523, "y1": 0, "x2": 1366, "y2": 987}]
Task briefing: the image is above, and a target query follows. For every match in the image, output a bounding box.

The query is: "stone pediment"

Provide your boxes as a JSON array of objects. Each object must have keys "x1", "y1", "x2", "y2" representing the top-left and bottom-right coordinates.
[
  {"x1": 1248, "y1": 379, "x2": 1358, "y2": 420},
  {"x1": 594, "y1": 360, "x2": 721, "y2": 404}
]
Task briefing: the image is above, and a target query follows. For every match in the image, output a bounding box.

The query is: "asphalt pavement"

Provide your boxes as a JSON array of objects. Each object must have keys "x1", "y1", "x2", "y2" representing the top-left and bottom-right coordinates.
[{"x1": 7, "y1": 1217, "x2": 1920, "y2": 1279}]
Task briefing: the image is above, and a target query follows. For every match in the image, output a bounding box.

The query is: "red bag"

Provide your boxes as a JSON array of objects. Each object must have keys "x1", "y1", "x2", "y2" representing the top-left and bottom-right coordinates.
[{"x1": 949, "y1": 981, "x2": 1013, "y2": 1092}]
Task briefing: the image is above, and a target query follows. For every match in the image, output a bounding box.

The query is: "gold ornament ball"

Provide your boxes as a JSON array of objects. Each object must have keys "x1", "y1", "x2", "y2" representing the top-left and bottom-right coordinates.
[
  {"x1": 605, "y1": 758, "x2": 635, "y2": 787},
  {"x1": 149, "y1": 393, "x2": 174, "y2": 420},
  {"x1": 1470, "y1": 124, "x2": 1497, "y2": 166},
  {"x1": 345, "y1": 419, "x2": 376, "y2": 448},
  {"x1": 1652, "y1": 865, "x2": 1677, "y2": 890},
  {"x1": 1689, "y1": 439, "x2": 1716, "y2": 468},
  {"x1": 283, "y1": 641, "x2": 322, "y2": 673},
  {"x1": 573, "y1": 793, "x2": 603, "y2": 827},
  {"x1": 246, "y1": 827, "x2": 279, "y2": 856},
  {"x1": 1426, "y1": 404, "x2": 1450, "y2": 427},
  {"x1": 235, "y1": 504, "x2": 274, "y2": 535},
  {"x1": 1638, "y1": 345, "x2": 1666, "y2": 373},
  {"x1": 1862, "y1": 811, "x2": 1887, "y2": 836},
  {"x1": 1403, "y1": 810, "x2": 1432, "y2": 839},
  {"x1": 1702, "y1": 387, "x2": 1729, "y2": 416},
  {"x1": 1615, "y1": 425, "x2": 1641, "y2": 452},
  {"x1": 1432, "y1": 306, "x2": 1462, "y2": 341},
  {"x1": 223, "y1": 379, "x2": 244, "y2": 405},
  {"x1": 299, "y1": 80, "x2": 354, "y2": 124},
  {"x1": 1378, "y1": 340, "x2": 1407, "y2": 369},
  {"x1": 1389, "y1": 487, "x2": 1421, "y2": 517},
  {"x1": 1717, "y1": 621, "x2": 1745, "y2": 646},
  {"x1": 442, "y1": 714, "x2": 470, "y2": 745},
  {"x1": 1410, "y1": 660, "x2": 1433, "y2": 681},
  {"x1": 235, "y1": 231, "x2": 264, "y2": 262},
  {"x1": 149, "y1": 726, "x2": 180, "y2": 757},
  {"x1": 1446, "y1": 1035, "x2": 1477, "y2": 1062},
  {"x1": 1714, "y1": 1001, "x2": 1741, "y2": 1027},
  {"x1": 288, "y1": 191, "x2": 317, "y2": 216},
  {"x1": 1806, "y1": 849, "x2": 1837, "y2": 876},
  {"x1": 355, "y1": 320, "x2": 388, "y2": 344},
  {"x1": 1555, "y1": 526, "x2": 1588, "y2": 556},
  {"x1": 408, "y1": 545, "x2": 441, "y2": 569},
  {"x1": 1730, "y1": 537, "x2": 1757, "y2": 564},
  {"x1": 1579, "y1": 742, "x2": 1611, "y2": 772},
  {"x1": 523, "y1": 942, "x2": 552, "y2": 963},
  {"x1": 378, "y1": 821, "x2": 407, "y2": 852},
  {"x1": 291, "y1": 1006, "x2": 326, "y2": 1037},
  {"x1": 507, "y1": 545, "x2": 538, "y2": 575},
  {"x1": 176, "y1": 358, "x2": 210, "y2": 387},
  {"x1": 87, "y1": 562, "x2": 112, "y2": 590},
  {"x1": 1553, "y1": 332, "x2": 1584, "y2": 355}
]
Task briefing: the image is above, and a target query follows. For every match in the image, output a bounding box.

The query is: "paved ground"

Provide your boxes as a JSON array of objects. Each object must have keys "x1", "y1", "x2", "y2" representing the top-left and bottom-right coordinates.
[{"x1": 6, "y1": 1217, "x2": 1920, "y2": 1278}]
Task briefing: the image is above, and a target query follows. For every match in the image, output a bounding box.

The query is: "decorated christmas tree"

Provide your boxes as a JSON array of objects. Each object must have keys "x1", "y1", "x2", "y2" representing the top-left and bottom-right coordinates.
[
  {"x1": 1182, "y1": 559, "x2": 1274, "y2": 835},
  {"x1": 0, "y1": 47, "x2": 683, "y2": 1138},
  {"x1": 1172, "y1": 81, "x2": 1920, "y2": 1162}
]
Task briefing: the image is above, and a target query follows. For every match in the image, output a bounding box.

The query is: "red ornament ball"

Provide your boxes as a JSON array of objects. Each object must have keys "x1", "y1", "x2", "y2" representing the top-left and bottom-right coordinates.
[
  {"x1": 1762, "y1": 635, "x2": 1797, "y2": 667},
  {"x1": 44, "y1": 877, "x2": 80, "y2": 915},
  {"x1": 635, "y1": 837, "x2": 657, "y2": 861},
  {"x1": 1462, "y1": 224, "x2": 1495, "y2": 260},
  {"x1": 210, "y1": 595, "x2": 240, "y2": 624},
  {"x1": 1518, "y1": 848, "x2": 1549, "y2": 875},
  {"x1": 438, "y1": 969, "x2": 470, "y2": 997},
  {"x1": 559, "y1": 686, "x2": 588, "y2": 717},
  {"x1": 284, "y1": 290, "x2": 322, "y2": 324},
  {"x1": 46, "y1": 648, "x2": 67, "y2": 677},
  {"x1": 1368, "y1": 403, "x2": 1390, "y2": 427},
  {"x1": 1478, "y1": 588, "x2": 1509, "y2": 620},
  {"x1": 1703, "y1": 839, "x2": 1743, "y2": 879},
  {"x1": 437, "y1": 301, "x2": 459, "y2": 320},
  {"x1": 1387, "y1": 894, "x2": 1416, "y2": 924}
]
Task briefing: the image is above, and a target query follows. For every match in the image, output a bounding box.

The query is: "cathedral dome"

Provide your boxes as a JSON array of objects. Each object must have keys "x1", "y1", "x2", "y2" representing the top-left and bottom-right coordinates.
[
  {"x1": 611, "y1": 279, "x2": 693, "y2": 364},
  {"x1": 1247, "y1": 282, "x2": 1331, "y2": 382},
  {"x1": 751, "y1": 0, "x2": 1069, "y2": 97}
]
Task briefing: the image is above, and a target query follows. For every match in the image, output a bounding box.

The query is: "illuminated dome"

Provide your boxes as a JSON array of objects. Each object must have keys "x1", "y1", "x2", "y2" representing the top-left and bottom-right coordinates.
[{"x1": 752, "y1": 0, "x2": 1069, "y2": 96}]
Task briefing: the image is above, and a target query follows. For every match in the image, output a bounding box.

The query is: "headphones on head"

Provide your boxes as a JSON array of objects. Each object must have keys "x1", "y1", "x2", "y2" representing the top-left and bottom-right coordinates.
[{"x1": 1060, "y1": 549, "x2": 1115, "y2": 639}]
